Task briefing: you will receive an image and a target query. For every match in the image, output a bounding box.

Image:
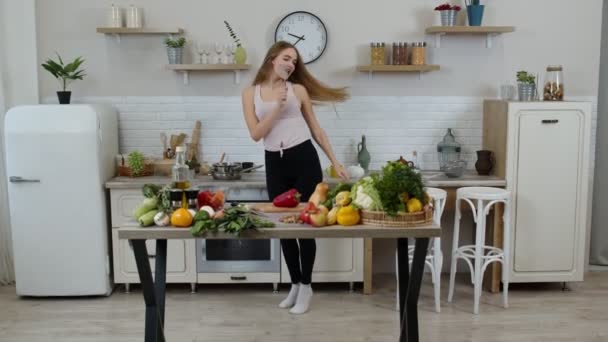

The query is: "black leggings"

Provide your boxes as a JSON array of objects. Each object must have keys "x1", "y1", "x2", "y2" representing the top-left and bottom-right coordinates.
[{"x1": 265, "y1": 139, "x2": 323, "y2": 285}]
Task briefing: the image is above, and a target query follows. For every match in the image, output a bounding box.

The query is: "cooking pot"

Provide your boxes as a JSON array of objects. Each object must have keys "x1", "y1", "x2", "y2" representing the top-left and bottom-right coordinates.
[{"x1": 211, "y1": 163, "x2": 263, "y2": 180}]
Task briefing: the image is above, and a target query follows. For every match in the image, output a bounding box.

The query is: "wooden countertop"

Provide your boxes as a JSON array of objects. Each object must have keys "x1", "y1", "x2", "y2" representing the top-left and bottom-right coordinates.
[{"x1": 105, "y1": 171, "x2": 506, "y2": 189}]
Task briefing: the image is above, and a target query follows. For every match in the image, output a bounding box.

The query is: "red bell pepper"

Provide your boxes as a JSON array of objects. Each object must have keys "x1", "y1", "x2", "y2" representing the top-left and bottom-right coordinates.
[
  {"x1": 197, "y1": 190, "x2": 214, "y2": 209},
  {"x1": 273, "y1": 189, "x2": 301, "y2": 208}
]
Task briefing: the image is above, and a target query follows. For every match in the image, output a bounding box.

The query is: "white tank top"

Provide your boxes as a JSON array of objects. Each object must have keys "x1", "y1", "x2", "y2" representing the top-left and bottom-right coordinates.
[{"x1": 254, "y1": 82, "x2": 311, "y2": 153}]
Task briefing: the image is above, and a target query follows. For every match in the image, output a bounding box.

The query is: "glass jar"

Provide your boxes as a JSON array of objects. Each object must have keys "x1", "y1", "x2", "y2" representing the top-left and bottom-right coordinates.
[
  {"x1": 379, "y1": 42, "x2": 386, "y2": 65},
  {"x1": 370, "y1": 43, "x2": 376, "y2": 65},
  {"x1": 392, "y1": 43, "x2": 399, "y2": 65},
  {"x1": 411, "y1": 42, "x2": 426, "y2": 66},
  {"x1": 400, "y1": 43, "x2": 408, "y2": 65},
  {"x1": 436, "y1": 128, "x2": 462, "y2": 171},
  {"x1": 543, "y1": 65, "x2": 564, "y2": 101}
]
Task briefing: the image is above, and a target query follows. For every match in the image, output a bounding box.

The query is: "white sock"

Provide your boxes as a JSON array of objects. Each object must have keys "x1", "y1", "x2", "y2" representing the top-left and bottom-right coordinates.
[
  {"x1": 289, "y1": 283, "x2": 313, "y2": 314},
  {"x1": 279, "y1": 283, "x2": 300, "y2": 309}
]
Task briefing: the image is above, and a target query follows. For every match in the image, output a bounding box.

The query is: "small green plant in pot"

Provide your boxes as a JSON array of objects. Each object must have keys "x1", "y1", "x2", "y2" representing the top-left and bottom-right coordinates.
[
  {"x1": 41, "y1": 53, "x2": 86, "y2": 104},
  {"x1": 224, "y1": 20, "x2": 246, "y2": 64},
  {"x1": 165, "y1": 36, "x2": 186, "y2": 64},
  {"x1": 517, "y1": 71, "x2": 537, "y2": 101}
]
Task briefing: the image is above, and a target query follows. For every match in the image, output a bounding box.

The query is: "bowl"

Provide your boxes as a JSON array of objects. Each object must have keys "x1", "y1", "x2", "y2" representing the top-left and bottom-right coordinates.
[{"x1": 443, "y1": 160, "x2": 467, "y2": 178}]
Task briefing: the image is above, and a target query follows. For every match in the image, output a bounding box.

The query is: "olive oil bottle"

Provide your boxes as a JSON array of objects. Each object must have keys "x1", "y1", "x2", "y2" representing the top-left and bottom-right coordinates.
[{"x1": 172, "y1": 146, "x2": 190, "y2": 207}]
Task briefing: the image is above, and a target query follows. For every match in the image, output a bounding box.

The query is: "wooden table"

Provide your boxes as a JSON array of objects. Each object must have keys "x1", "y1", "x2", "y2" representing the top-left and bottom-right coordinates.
[{"x1": 118, "y1": 221, "x2": 440, "y2": 342}]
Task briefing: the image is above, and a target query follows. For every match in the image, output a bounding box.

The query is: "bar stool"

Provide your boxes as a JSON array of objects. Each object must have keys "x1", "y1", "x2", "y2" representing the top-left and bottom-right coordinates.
[
  {"x1": 447, "y1": 187, "x2": 511, "y2": 314},
  {"x1": 396, "y1": 187, "x2": 447, "y2": 313}
]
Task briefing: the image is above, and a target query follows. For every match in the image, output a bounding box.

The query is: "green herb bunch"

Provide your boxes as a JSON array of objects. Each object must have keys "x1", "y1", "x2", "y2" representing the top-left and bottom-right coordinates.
[{"x1": 372, "y1": 161, "x2": 427, "y2": 216}]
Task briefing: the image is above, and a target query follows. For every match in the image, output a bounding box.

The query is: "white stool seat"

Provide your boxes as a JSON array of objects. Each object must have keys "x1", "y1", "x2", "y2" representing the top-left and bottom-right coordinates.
[
  {"x1": 456, "y1": 187, "x2": 510, "y2": 201},
  {"x1": 396, "y1": 187, "x2": 447, "y2": 313},
  {"x1": 447, "y1": 186, "x2": 511, "y2": 314}
]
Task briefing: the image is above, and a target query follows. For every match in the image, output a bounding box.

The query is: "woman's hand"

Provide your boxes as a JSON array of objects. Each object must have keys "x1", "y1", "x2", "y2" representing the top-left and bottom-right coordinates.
[
  {"x1": 271, "y1": 80, "x2": 287, "y2": 107},
  {"x1": 332, "y1": 163, "x2": 350, "y2": 181}
]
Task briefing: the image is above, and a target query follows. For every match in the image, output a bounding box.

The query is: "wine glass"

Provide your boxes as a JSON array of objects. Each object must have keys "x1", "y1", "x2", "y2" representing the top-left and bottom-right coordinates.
[
  {"x1": 224, "y1": 43, "x2": 234, "y2": 64},
  {"x1": 195, "y1": 42, "x2": 205, "y2": 64},
  {"x1": 229, "y1": 43, "x2": 237, "y2": 64},
  {"x1": 214, "y1": 42, "x2": 224, "y2": 64}
]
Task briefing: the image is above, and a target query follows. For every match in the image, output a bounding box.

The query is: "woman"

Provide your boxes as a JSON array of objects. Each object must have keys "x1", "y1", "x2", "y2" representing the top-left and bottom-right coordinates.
[{"x1": 242, "y1": 41, "x2": 350, "y2": 314}]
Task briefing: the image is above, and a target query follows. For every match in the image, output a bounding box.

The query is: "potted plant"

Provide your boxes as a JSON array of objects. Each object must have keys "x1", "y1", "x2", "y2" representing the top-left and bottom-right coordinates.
[
  {"x1": 516, "y1": 71, "x2": 536, "y2": 101},
  {"x1": 434, "y1": 3, "x2": 462, "y2": 26},
  {"x1": 465, "y1": 0, "x2": 484, "y2": 26},
  {"x1": 165, "y1": 36, "x2": 186, "y2": 64},
  {"x1": 224, "y1": 20, "x2": 246, "y2": 64},
  {"x1": 41, "y1": 53, "x2": 85, "y2": 104}
]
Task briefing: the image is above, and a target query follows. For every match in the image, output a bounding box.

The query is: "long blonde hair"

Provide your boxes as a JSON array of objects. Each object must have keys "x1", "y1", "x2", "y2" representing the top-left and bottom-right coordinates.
[{"x1": 252, "y1": 41, "x2": 349, "y2": 103}]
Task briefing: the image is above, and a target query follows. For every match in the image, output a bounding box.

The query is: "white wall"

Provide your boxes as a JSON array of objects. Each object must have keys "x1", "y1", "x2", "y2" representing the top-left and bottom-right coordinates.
[
  {"x1": 1, "y1": 0, "x2": 39, "y2": 285},
  {"x1": 36, "y1": 0, "x2": 603, "y2": 98},
  {"x1": 32, "y1": 0, "x2": 603, "y2": 274}
]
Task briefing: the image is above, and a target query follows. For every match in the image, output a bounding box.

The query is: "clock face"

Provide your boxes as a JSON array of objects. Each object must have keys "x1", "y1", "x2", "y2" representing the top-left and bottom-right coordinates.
[{"x1": 274, "y1": 11, "x2": 327, "y2": 64}]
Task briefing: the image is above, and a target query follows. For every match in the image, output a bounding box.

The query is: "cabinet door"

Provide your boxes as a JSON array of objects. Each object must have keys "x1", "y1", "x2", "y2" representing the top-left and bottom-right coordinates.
[
  {"x1": 281, "y1": 238, "x2": 364, "y2": 283},
  {"x1": 513, "y1": 111, "x2": 581, "y2": 272}
]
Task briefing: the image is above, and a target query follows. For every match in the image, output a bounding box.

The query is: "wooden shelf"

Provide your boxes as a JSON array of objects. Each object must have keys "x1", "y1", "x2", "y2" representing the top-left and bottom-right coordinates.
[
  {"x1": 97, "y1": 27, "x2": 183, "y2": 34},
  {"x1": 357, "y1": 64, "x2": 440, "y2": 80},
  {"x1": 166, "y1": 64, "x2": 251, "y2": 85},
  {"x1": 425, "y1": 26, "x2": 515, "y2": 48},
  {"x1": 97, "y1": 27, "x2": 183, "y2": 43}
]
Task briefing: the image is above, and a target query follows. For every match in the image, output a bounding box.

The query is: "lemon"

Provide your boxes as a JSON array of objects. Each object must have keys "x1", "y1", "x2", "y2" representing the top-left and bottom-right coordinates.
[{"x1": 406, "y1": 198, "x2": 423, "y2": 213}]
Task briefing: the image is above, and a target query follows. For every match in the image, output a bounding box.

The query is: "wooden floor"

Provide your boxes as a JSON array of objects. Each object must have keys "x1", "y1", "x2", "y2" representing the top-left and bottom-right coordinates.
[{"x1": 1, "y1": 272, "x2": 608, "y2": 342}]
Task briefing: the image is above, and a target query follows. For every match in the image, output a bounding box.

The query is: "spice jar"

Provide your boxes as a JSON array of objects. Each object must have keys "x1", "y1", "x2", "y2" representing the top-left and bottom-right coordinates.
[
  {"x1": 392, "y1": 43, "x2": 399, "y2": 65},
  {"x1": 379, "y1": 42, "x2": 386, "y2": 65},
  {"x1": 370, "y1": 43, "x2": 376, "y2": 65},
  {"x1": 400, "y1": 43, "x2": 408, "y2": 65},
  {"x1": 185, "y1": 189, "x2": 199, "y2": 210},
  {"x1": 170, "y1": 189, "x2": 184, "y2": 211},
  {"x1": 543, "y1": 65, "x2": 564, "y2": 101},
  {"x1": 411, "y1": 43, "x2": 425, "y2": 65}
]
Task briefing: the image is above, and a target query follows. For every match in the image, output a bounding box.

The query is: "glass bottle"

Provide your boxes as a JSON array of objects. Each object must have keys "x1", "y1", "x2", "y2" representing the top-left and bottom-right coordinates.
[
  {"x1": 436, "y1": 128, "x2": 462, "y2": 170},
  {"x1": 173, "y1": 146, "x2": 190, "y2": 189}
]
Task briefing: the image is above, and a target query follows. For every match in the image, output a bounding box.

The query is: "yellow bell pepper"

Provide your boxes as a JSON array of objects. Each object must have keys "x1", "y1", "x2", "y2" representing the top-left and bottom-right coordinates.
[{"x1": 337, "y1": 205, "x2": 361, "y2": 226}]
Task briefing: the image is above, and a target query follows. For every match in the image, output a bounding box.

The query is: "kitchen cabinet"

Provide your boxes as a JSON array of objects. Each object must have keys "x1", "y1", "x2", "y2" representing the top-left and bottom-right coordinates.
[
  {"x1": 281, "y1": 238, "x2": 364, "y2": 289},
  {"x1": 483, "y1": 100, "x2": 592, "y2": 283},
  {"x1": 109, "y1": 189, "x2": 197, "y2": 292}
]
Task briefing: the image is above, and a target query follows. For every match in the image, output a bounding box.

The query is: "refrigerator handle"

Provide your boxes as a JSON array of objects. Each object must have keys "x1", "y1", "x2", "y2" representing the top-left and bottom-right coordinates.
[{"x1": 9, "y1": 176, "x2": 40, "y2": 183}]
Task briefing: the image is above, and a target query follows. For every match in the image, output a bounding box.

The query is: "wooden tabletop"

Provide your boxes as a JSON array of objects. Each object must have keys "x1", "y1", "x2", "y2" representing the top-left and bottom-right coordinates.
[{"x1": 117, "y1": 223, "x2": 441, "y2": 240}]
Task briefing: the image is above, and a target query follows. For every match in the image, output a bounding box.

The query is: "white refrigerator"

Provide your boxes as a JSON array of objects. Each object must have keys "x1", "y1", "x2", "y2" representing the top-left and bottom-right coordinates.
[{"x1": 4, "y1": 104, "x2": 118, "y2": 296}]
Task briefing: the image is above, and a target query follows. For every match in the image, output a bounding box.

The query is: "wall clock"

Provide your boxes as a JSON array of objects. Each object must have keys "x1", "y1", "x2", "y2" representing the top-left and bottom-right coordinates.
[{"x1": 274, "y1": 11, "x2": 327, "y2": 64}]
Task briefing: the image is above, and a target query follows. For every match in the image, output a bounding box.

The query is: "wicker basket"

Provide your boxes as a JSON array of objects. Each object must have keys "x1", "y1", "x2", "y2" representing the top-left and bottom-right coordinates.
[
  {"x1": 117, "y1": 164, "x2": 154, "y2": 177},
  {"x1": 360, "y1": 207, "x2": 433, "y2": 227}
]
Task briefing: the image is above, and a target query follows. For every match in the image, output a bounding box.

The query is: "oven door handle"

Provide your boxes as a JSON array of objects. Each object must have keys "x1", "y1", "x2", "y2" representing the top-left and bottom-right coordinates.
[{"x1": 230, "y1": 275, "x2": 247, "y2": 281}]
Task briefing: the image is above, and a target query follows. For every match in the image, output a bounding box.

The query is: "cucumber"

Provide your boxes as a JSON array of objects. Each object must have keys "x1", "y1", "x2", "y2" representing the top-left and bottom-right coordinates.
[
  {"x1": 138, "y1": 210, "x2": 158, "y2": 227},
  {"x1": 133, "y1": 197, "x2": 158, "y2": 219}
]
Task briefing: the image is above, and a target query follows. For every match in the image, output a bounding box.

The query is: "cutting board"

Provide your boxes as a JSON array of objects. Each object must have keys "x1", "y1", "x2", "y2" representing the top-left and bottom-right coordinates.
[{"x1": 250, "y1": 202, "x2": 305, "y2": 213}]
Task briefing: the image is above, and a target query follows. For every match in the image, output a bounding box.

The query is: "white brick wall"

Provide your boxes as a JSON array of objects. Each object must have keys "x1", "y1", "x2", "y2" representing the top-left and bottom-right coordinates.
[{"x1": 49, "y1": 95, "x2": 598, "y2": 173}]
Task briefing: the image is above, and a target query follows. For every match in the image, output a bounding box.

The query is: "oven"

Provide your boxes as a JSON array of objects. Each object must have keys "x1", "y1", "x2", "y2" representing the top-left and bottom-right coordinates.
[{"x1": 195, "y1": 187, "x2": 281, "y2": 287}]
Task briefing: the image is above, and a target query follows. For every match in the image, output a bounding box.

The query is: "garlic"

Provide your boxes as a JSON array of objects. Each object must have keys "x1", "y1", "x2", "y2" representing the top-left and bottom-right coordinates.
[
  {"x1": 153, "y1": 212, "x2": 170, "y2": 227},
  {"x1": 199, "y1": 205, "x2": 215, "y2": 218}
]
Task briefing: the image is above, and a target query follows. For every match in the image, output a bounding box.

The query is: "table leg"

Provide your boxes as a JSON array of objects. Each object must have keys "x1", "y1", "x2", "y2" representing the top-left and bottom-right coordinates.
[
  {"x1": 364, "y1": 238, "x2": 373, "y2": 295},
  {"x1": 132, "y1": 239, "x2": 167, "y2": 342},
  {"x1": 397, "y1": 237, "x2": 429, "y2": 342}
]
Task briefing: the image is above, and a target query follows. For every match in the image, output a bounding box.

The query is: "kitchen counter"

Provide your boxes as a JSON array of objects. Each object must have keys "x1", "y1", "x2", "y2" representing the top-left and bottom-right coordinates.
[{"x1": 104, "y1": 170, "x2": 506, "y2": 189}]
